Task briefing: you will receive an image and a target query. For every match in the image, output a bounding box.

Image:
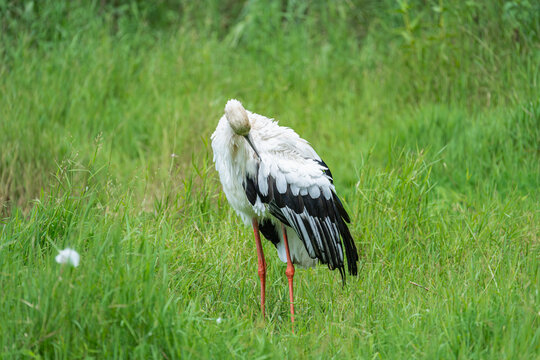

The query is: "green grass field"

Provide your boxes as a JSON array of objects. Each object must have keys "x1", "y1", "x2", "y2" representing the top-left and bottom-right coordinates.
[{"x1": 1, "y1": 1, "x2": 539, "y2": 358}]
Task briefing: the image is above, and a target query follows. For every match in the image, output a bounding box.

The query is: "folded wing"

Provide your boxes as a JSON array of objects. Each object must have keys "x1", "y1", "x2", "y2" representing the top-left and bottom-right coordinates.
[{"x1": 243, "y1": 152, "x2": 358, "y2": 280}]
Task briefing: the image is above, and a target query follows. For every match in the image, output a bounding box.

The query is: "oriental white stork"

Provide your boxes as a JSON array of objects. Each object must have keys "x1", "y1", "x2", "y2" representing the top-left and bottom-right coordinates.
[{"x1": 211, "y1": 99, "x2": 358, "y2": 325}]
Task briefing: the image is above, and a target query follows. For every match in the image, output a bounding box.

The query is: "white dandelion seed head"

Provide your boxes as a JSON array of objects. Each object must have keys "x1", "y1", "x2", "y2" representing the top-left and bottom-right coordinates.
[
  {"x1": 55, "y1": 248, "x2": 80, "y2": 267},
  {"x1": 216, "y1": 317, "x2": 223, "y2": 324}
]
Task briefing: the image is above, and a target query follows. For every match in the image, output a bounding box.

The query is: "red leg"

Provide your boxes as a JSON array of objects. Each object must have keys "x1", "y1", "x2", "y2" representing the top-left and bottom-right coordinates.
[
  {"x1": 281, "y1": 224, "x2": 295, "y2": 328},
  {"x1": 251, "y1": 218, "x2": 267, "y2": 318}
]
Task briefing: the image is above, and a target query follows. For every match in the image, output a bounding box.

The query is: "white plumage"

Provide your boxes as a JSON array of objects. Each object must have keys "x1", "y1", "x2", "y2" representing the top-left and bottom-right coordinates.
[{"x1": 211, "y1": 99, "x2": 358, "y2": 324}]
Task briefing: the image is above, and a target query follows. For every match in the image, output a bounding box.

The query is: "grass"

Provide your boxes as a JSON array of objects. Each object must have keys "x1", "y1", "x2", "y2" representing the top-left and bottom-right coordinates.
[{"x1": 1, "y1": 1, "x2": 539, "y2": 358}]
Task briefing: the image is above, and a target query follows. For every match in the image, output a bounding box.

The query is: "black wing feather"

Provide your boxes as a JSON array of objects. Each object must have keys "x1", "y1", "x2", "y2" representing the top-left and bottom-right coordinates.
[
  {"x1": 284, "y1": 184, "x2": 304, "y2": 214},
  {"x1": 316, "y1": 159, "x2": 334, "y2": 183},
  {"x1": 333, "y1": 192, "x2": 351, "y2": 223},
  {"x1": 243, "y1": 177, "x2": 258, "y2": 206},
  {"x1": 258, "y1": 219, "x2": 280, "y2": 246}
]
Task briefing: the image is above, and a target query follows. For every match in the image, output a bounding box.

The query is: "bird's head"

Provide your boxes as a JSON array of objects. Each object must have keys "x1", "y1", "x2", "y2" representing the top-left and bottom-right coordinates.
[
  {"x1": 224, "y1": 99, "x2": 261, "y2": 159},
  {"x1": 224, "y1": 99, "x2": 250, "y2": 136}
]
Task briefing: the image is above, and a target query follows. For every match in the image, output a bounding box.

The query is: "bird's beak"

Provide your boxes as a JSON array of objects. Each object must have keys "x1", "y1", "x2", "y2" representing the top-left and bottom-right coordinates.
[{"x1": 244, "y1": 134, "x2": 261, "y2": 159}]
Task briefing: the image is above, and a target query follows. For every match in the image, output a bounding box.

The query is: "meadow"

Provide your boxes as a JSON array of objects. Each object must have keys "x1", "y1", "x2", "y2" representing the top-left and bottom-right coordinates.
[{"x1": 0, "y1": 1, "x2": 539, "y2": 358}]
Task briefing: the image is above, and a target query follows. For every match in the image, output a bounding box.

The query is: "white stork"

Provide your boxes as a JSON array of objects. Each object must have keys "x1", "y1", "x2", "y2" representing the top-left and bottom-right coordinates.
[{"x1": 211, "y1": 99, "x2": 358, "y2": 325}]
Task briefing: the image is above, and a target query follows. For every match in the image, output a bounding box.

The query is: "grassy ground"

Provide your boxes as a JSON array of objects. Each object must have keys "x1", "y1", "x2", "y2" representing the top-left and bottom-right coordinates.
[{"x1": 1, "y1": 1, "x2": 539, "y2": 358}]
